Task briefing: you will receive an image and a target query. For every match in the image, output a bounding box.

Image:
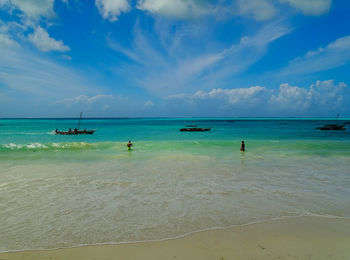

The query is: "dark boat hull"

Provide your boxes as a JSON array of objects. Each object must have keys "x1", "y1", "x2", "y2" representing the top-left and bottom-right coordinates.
[
  {"x1": 316, "y1": 124, "x2": 345, "y2": 130},
  {"x1": 55, "y1": 130, "x2": 96, "y2": 135},
  {"x1": 180, "y1": 128, "x2": 211, "y2": 132}
]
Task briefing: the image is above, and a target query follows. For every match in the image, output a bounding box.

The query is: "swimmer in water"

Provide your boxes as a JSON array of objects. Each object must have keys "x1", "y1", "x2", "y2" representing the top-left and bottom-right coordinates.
[
  {"x1": 127, "y1": 140, "x2": 133, "y2": 150},
  {"x1": 240, "y1": 140, "x2": 245, "y2": 151}
]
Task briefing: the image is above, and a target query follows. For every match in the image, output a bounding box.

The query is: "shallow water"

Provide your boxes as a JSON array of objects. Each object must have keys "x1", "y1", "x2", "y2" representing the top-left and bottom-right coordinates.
[{"x1": 1, "y1": 118, "x2": 350, "y2": 251}]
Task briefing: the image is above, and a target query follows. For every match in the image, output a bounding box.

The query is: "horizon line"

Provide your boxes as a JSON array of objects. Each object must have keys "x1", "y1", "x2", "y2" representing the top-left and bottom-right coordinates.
[{"x1": 1, "y1": 116, "x2": 350, "y2": 120}]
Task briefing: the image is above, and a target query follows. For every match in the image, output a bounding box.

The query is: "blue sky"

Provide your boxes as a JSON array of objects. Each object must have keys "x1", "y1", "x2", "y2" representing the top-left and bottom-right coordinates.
[{"x1": 0, "y1": 0, "x2": 350, "y2": 117}]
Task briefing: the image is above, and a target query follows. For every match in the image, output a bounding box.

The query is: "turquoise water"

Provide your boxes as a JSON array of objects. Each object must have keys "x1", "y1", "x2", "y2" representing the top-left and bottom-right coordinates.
[
  {"x1": 1, "y1": 118, "x2": 350, "y2": 251},
  {"x1": 1, "y1": 118, "x2": 350, "y2": 143}
]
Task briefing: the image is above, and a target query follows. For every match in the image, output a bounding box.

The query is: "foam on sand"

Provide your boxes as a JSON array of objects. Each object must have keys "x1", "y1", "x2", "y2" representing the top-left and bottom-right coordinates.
[{"x1": 1, "y1": 216, "x2": 349, "y2": 260}]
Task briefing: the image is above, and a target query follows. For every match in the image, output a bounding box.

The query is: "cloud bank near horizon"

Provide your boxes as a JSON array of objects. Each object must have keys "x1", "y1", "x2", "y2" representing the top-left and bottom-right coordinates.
[
  {"x1": 164, "y1": 80, "x2": 350, "y2": 117},
  {"x1": 26, "y1": 80, "x2": 347, "y2": 118}
]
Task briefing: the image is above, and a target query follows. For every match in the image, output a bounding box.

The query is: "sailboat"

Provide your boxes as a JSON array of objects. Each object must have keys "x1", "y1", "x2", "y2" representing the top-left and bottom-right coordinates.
[
  {"x1": 316, "y1": 114, "x2": 346, "y2": 130},
  {"x1": 54, "y1": 112, "x2": 96, "y2": 135}
]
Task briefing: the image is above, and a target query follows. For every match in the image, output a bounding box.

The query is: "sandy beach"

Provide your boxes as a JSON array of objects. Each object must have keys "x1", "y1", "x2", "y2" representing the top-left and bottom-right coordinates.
[{"x1": 1, "y1": 216, "x2": 349, "y2": 260}]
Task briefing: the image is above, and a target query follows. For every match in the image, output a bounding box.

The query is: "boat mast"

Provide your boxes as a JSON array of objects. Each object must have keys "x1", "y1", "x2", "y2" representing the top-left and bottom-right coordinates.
[{"x1": 78, "y1": 112, "x2": 82, "y2": 130}]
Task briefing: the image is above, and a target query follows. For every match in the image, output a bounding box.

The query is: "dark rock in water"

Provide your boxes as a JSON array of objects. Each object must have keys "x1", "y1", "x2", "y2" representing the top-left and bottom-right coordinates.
[
  {"x1": 180, "y1": 127, "x2": 211, "y2": 132},
  {"x1": 316, "y1": 124, "x2": 346, "y2": 130},
  {"x1": 186, "y1": 125, "x2": 198, "y2": 127},
  {"x1": 345, "y1": 122, "x2": 350, "y2": 124}
]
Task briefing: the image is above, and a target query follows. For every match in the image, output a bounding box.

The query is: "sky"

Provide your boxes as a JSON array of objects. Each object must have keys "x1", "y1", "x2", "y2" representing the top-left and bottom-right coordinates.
[{"x1": 0, "y1": 0, "x2": 350, "y2": 118}]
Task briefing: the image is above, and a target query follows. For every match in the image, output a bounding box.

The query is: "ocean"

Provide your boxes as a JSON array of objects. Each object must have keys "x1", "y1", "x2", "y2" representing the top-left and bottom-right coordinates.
[{"x1": 1, "y1": 118, "x2": 350, "y2": 252}]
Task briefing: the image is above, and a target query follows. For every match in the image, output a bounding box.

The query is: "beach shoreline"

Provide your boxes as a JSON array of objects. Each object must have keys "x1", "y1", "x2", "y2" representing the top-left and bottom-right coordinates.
[{"x1": 1, "y1": 215, "x2": 349, "y2": 260}]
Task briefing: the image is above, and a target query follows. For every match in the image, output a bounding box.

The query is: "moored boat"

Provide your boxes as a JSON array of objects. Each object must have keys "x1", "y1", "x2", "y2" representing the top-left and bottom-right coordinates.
[
  {"x1": 316, "y1": 114, "x2": 347, "y2": 130},
  {"x1": 316, "y1": 124, "x2": 345, "y2": 130},
  {"x1": 180, "y1": 127, "x2": 211, "y2": 132}
]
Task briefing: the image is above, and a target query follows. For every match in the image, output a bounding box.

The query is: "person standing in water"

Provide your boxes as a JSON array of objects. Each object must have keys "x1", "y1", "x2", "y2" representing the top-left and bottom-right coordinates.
[
  {"x1": 127, "y1": 141, "x2": 133, "y2": 150},
  {"x1": 240, "y1": 140, "x2": 245, "y2": 151}
]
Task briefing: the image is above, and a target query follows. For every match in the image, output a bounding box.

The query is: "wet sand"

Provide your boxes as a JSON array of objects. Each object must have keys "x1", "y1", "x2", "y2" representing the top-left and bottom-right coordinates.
[{"x1": 1, "y1": 216, "x2": 349, "y2": 260}]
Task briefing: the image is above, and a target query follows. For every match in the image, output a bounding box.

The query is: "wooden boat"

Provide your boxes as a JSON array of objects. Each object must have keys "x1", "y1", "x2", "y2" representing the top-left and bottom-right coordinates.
[
  {"x1": 55, "y1": 129, "x2": 96, "y2": 135},
  {"x1": 316, "y1": 124, "x2": 345, "y2": 130},
  {"x1": 316, "y1": 114, "x2": 347, "y2": 130},
  {"x1": 54, "y1": 112, "x2": 96, "y2": 135},
  {"x1": 316, "y1": 114, "x2": 346, "y2": 130},
  {"x1": 180, "y1": 127, "x2": 211, "y2": 132}
]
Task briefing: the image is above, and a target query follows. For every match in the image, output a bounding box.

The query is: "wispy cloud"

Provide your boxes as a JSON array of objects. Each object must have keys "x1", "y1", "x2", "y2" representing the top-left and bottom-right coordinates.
[
  {"x1": 0, "y1": 44, "x2": 99, "y2": 101},
  {"x1": 55, "y1": 93, "x2": 153, "y2": 117},
  {"x1": 0, "y1": 0, "x2": 56, "y2": 20},
  {"x1": 58, "y1": 94, "x2": 114, "y2": 105},
  {"x1": 281, "y1": 35, "x2": 350, "y2": 75},
  {"x1": 108, "y1": 20, "x2": 291, "y2": 96}
]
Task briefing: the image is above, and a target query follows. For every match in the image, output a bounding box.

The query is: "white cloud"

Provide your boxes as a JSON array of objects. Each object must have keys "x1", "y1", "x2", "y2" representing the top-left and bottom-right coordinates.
[
  {"x1": 168, "y1": 86, "x2": 269, "y2": 110},
  {"x1": 59, "y1": 94, "x2": 115, "y2": 106},
  {"x1": 137, "y1": 0, "x2": 279, "y2": 21},
  {"x1": 167, "y1": 80, "x2": 349, "y2": 116},
  {"x1": 143, "y1": 100, "x2": 154, "y2": 109},
  {"x1": 281, "y1": 35, "x2": 350, "y2": 75},
  {"x1": 270, "y1": 83, "x2": 310, "y2": 110},
  {"x1": 207, "y1": 87, "x2": 268, "y2": 105},
  {"x1": 60, "y1": 54, "x2": 72, "y2": 60},
  {"x1": 56, "y1": 94, "x2": 140, "y2": 116},
  {"x1": 270, "y1": 80, "x2": 347, "y2": 113},
  {"x1": 137, "y1": 0, "x2": 212, "y2": 19},
  {"x1": 237, "y1": 0, "x2": 277, "y2": 21},
  {"x1": 172, "y1": 86, "x2": 269, "y2": 105},
  {"x1": 279, "y1": 0, "x2": 332, "y2": 15},
  {"x1": 0, "y1": 0, "x2": 69, "y2": 52},
  {"x1": 0, "y1": 33, "x2": 18, "y2": 47},
  {"x1": 28, "y1": 26, "x2": 70, "y2": 52},
  {"x1": 1, "y1": 1, "x2": 71, "y2": 53},
  {"x1": 136, "y1": 0, "x2": 332, "y2": 21},
  {"x1": 95, "y1": 0, "x2": 130, "y2": 22},
  {"x1": 309, "y1": 80, "x2": 347, "y2": 107},
  {"x1": 0, "y1": 23, "x2": 19, "y2": 47},
  {"x1": 0, "y1": 0, "x2": 55, "y2": 19},
  {"x1": 92, "y1": 0, "x2": 334, "y2": 22}
]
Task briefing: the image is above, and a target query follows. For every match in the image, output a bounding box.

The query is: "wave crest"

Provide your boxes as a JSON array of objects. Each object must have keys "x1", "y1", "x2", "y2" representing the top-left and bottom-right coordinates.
[{"x1": 1, "y1": 142, "x2": 96, "y2": 151}]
